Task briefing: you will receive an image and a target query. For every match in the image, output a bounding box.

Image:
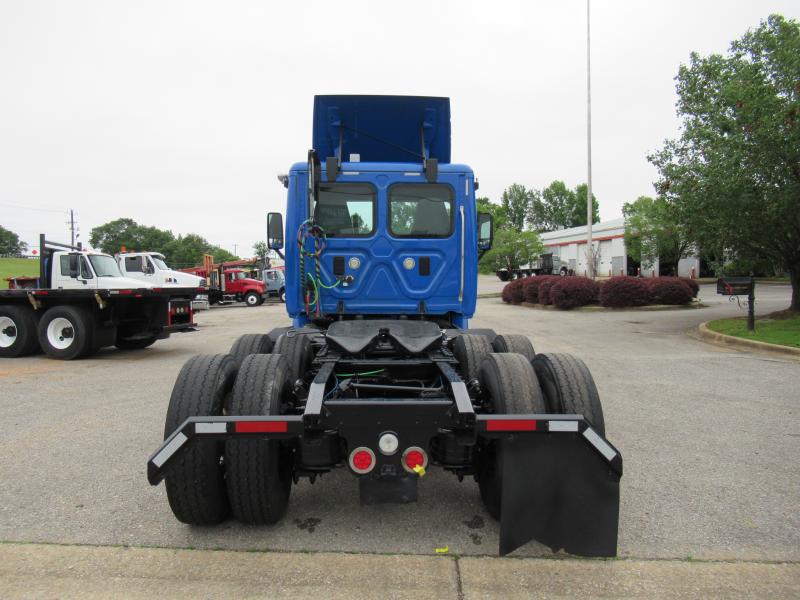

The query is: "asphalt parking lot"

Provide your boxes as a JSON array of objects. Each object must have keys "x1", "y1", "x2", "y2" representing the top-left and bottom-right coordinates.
[{"x1": 1, "y1": 278, "x2": 798, "y2": 597}]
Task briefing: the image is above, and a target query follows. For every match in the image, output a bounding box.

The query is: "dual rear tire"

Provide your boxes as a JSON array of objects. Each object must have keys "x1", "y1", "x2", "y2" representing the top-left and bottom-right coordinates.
[
  {"x1": 163, "y1": 350, "x2": 297, "y2": 526},
  {"x1": 0, "y1": 305, "x2": 39, "y2": 358},
  {"x1": 471, "y1": 335, "x2": 605, "y2": 520}
]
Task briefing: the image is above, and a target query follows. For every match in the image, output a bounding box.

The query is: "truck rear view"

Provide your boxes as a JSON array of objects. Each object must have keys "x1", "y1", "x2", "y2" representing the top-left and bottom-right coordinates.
[{"x1": 149, "y1": 96, "x2": 622, "y2": 556}]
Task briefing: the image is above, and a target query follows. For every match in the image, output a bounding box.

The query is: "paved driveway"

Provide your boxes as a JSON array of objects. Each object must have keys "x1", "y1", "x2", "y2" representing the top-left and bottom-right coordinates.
[{"x1": 0, "y1": 284, "x2": 797, "y2": 562}]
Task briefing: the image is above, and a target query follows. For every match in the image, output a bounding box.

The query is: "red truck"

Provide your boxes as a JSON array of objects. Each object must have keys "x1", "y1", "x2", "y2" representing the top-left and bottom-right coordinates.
[{"x1": 182, "y1": 259, "x2": 266, "y2": 307}]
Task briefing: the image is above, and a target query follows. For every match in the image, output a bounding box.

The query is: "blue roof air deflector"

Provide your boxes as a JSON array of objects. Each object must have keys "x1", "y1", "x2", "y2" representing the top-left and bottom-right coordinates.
[{"x1": 313, "y1": 95, "x2": 451, "y2": 164}]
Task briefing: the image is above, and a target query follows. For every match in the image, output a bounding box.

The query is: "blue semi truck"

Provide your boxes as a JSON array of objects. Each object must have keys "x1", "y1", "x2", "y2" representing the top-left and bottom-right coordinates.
[{"x1": 148, "y1": 96, "x2": 622, "y2": 556}]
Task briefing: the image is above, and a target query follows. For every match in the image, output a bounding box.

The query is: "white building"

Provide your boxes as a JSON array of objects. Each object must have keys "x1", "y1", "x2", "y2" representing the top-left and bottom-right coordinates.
[{"x1": 538, "y1": 218, "x2": 700, "y2": 278}]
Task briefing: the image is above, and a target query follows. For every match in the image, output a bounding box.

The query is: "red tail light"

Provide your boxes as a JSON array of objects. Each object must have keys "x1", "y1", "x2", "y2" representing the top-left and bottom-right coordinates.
[
  {"x1": 402, "y1": 446, "x2": 428, "y2": 474},
  {"x1": 349, "y1": 447, "x2": 376, "y2": 474}
]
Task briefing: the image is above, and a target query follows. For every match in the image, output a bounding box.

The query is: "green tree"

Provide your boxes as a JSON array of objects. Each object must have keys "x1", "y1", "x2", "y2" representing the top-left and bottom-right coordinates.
[
  {"x1": 649, "y1": 14, "x2": 800, "y2": 310},
  {"x1": 89, "y1": 218, "x2": 150, "y2": 254},
  {"x1": 528, "y1": 181, "x2": 600, "y2": 232},
  {"x1": 572, "y1": 184, "x2": 601, "y2": 228},
  {"x1": 501, "y1": 184, "x2": 531, "y2": 232},
  {"x1": 481, "y1": 229, "x2": 543, "y2": 274},
  {"x1": 253, "y1": 241, "x2": 269, "y2": 261},
  {"x1": 623, "y1": 196, "x2": 690, "y2": 275},
  {"x1": 206, "y1": 244, "x2": 239, "y2": 263},
  {"x1": 0, "y1": 225, "x2": 28, "y2": 255},
  {"x1": 476, "y1": 196, "x2": 508, "y2": 230}
]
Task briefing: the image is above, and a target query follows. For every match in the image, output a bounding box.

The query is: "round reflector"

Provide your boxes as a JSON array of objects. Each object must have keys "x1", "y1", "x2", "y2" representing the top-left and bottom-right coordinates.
[
  {"x1": 378, "y1": 432, "x2": 399, "y2": 455},
  {"x1": 402, "y1": 446, "x2": 428, "y2": 474},
  {"x1": 349, "y1": 447, "x2": 376, "y2": 474}
]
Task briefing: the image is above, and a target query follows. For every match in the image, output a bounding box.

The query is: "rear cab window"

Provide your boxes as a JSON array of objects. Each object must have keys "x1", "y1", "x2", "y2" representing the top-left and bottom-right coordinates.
[
  {"x1": 389, "y1": 184, "x2": 454, "y2": 237},
  {"x1": 314, "y1": 183, "x2": 376, "y2": 237}
]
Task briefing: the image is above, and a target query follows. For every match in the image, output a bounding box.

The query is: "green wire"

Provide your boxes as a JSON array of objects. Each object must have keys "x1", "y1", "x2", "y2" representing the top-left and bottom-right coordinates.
[
  {"x1": 305, "y1": 273, "x2": 319, "y2": 307},
  {"x1": 335, "y1": 369, "x2": 386, "y2": 377},
  {"x1": 316, "y1": 276, "x2": 341, "y2": 289}
]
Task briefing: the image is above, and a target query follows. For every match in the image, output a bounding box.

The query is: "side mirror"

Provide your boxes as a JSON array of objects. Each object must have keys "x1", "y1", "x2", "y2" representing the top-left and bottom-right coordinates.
[
  {"x1": 68, "y1": 254, "x2": 79, "y2": 278},
  {"x1": 267, "y1": 212, "x2": 284, "y2": 250},
  {"x1": 478, "y1": 213, "x2": 493, "y2": 251}
]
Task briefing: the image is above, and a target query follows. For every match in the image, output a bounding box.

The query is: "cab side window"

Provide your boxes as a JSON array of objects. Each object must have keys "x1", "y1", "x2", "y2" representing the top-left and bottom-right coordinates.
[
  {"x1": 125, "y1": 256, "x2": 143, "y2": 272},
  {"x1": 80, "y1": 257, "x2": 93, "y2": 279}
]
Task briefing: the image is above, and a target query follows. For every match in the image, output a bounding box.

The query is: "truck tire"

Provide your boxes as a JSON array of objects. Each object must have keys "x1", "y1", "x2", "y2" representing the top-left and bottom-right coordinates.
[
  {"x1": 532, "y1": 353, "x2": 605, "y2": 436},
  {"x1": 225, "y1": 354, "x2": 293, "y2": 524},
  {"x1": 37, "y1": 305, "x2": 93, "y2": 360},
  {"x1": 452, "y1": 333, "x2": 493, "y2": 384},
  {"x1": 0, "y1": 305, "x2": 39, "y2": 357},
  {"x1": 273, "y1": 333, "x2": 312, "y2": 383},
  {"x1": 267, "y1": 327, "x2": 291, "y2": 343},
  {"x1": 115, "y1": 335, "x2": 157, "y2": 350},
  {"x1": 476, "y1": 353, "x2": 547, "y2": 519},
  {"x1": 229, "y1": 333, "x2": 274, "y2": 366},
  {"x1": 244, "y1": 291, "x2": 260, "y2": 307},
  {"x1": 163, "y1": 354, "x2": 237, "y2": 525},
  {"x1": 492, "y1": 334, "x2": 535, "y2": 361},
  {"x1": 279, "y1": 287, "x2": 285, "y2": 303}
]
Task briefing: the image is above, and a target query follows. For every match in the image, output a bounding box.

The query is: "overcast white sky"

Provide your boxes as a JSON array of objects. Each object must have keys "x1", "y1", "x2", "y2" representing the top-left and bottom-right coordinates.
[{"x1": 1, "y1": 1, "x2": 798, "y2": 257}]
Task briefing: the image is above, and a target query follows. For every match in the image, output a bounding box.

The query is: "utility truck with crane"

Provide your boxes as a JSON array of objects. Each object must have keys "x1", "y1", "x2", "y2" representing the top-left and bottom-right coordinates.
[
  {"x1": 0, "y1": 236, "x2": 199, "y2": 359},
  {"x1": 148, "y1": 96, "x2": 621, "y2": 556}
]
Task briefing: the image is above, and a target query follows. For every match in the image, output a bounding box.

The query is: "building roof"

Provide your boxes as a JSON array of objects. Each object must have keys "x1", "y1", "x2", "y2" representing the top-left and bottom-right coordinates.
[{"x1": 539, "y1": 218, "x2": 625, "y2": 245}]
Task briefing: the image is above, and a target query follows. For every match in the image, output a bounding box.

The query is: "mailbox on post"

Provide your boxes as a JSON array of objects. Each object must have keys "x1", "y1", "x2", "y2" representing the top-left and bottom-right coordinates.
[
  {"x1": 716, "y1": 277, "x2": 753, "y2": 296},
  {"x1": 716, "y1": 276, "x2": 755, "y2": 331}
]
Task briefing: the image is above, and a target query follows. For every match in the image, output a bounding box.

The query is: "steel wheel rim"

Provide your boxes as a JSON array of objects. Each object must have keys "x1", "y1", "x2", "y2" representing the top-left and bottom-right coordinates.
[
  {"x1": 247, "y1": 294, "x2": 258, "y2": 305},
  {"x1": 46, "y1": 317, "x2": 75, "y2": 350},
  {"x1": 0, "y1": 316, "x2": 17, "y2": 348}
]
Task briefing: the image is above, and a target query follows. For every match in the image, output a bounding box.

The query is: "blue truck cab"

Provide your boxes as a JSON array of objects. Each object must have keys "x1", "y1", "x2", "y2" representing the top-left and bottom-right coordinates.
[{"x1": 278, "y1": 96, "x2": 484, "y2": 329}]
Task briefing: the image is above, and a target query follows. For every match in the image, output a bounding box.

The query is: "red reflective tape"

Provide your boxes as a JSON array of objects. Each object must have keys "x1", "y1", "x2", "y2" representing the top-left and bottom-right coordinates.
[
  {"x1": 486, "y1": 419, "x2": 538, "y2": 432},
  {"x1": 235, "y1": 421, "x2": 288, "y2": 433},
  {"x1": 118, "y1": 289, "x2": 133, "y2": 295},
  {"x1": 33, "y1": 290, "x2": 49, "y2": 295}
]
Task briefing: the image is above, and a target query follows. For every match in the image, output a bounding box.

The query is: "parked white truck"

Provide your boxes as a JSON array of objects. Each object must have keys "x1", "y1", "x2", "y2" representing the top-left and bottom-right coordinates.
[
  {"x1": 0, "y1": 236, "x2": 199, "y2": 360},
  {"x1": 117, "y1": 251, "x2": 209, "y2": 310}
]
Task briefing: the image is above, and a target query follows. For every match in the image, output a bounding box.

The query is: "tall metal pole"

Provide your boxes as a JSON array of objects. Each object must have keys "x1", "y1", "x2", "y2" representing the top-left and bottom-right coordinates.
[
  {"x1": 69, "y1": 209, "x2": 75, "y2": 248},
  {"x1": 586, "y1": 0, "x2": 594, "y2": 278}
]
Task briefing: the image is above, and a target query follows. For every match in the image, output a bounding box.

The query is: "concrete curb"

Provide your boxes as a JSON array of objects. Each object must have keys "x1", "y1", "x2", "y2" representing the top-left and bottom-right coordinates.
[
  {"x1": 510, "y1": 301, "x2": 707, "y2": 312},
  {"x1": 476, "y1": 292, "x2": 502, "y2": 299},
  {"x1": 697, "y1": 321, "x2": 800, "y2": 358}
]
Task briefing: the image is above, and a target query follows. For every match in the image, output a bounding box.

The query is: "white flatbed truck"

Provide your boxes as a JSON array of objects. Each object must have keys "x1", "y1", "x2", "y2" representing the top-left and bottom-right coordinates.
[{"x1": 0, "y1": 236, "x2": 199, "y2": 360}]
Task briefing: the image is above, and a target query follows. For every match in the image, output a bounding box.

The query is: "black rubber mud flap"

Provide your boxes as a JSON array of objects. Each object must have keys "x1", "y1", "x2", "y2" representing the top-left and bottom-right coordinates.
[{"x1": 499, "y1": 434, "x2": 621, "y2": 557}]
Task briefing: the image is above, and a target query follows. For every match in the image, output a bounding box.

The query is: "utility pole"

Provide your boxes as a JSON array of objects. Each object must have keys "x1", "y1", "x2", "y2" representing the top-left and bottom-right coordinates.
[
  {"x1": 586, "y1": 0, "x2": 594, "y2": 278},
  {"x1": 68, "y1": 209, "x2": 76, "y2": 247},
  {"x1": 233, "y1": 243, "x2": 238, "y2": 257}
]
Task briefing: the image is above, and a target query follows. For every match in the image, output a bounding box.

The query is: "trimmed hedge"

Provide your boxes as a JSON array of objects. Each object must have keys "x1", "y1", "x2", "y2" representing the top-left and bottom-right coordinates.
[
  {"x1": 523, "y1": 275, "x2": 557, "y2": 303},
  {"x1": 538, "y1": 277, "x2": 559, "y2": 306},
  {"x1": 647, "y1": 278, "x2": 694, "y2": 305},
  {"x1": 681, "y1": 277, "x2": 699, "y2": 298},
  {"x1": 501, "y1": 278, "x2": 527, "y2": 304},
  {"x1": 501, "y1": 282, "x2": 513, "y2": 303},
  {"x1": 599, "y1": 276, "x2": 649, "y2": 308},
  {"x1": 550, "y1": 278, "x2": 600, "y2": 310},
  {"x1": 505, "y1": 275, "x2": 700, "y2": 309}
]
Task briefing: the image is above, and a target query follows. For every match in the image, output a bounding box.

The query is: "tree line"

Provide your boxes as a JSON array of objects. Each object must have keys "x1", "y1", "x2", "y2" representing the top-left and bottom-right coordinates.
[
  {"x1": 476, "y1": 180, "x2": 599, "y2": 274},
  {"x1": 89, "y1": 218, "x2": 239, "y2": 267}
]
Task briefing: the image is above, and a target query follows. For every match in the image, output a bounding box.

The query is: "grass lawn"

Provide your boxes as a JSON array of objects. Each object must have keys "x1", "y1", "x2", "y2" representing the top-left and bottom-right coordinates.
[
  {"x1": 707, "y1": 315, "x2": 800, "y2": 348},
  {"x1": 0, "y1": 257, "x2": 40, "y2": 289}
]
